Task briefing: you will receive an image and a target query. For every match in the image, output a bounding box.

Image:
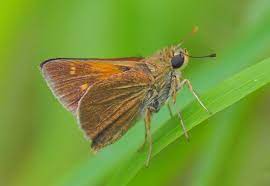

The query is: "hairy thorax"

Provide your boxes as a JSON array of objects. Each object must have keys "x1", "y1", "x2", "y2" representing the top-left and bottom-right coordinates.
[{"x1": 141, "y1": 47, "x2": 178, "y2": 113}]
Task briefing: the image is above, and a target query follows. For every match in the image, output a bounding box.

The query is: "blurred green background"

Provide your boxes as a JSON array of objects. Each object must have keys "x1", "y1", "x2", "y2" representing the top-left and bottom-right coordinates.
[{"x1": 1, "y1": 0, "x2": 270, "y2": 186}]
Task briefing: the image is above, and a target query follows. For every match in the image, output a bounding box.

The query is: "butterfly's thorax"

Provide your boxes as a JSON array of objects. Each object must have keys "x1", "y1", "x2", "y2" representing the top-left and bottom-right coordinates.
[{"x1": 142, "y1": 47, "x2": 176, "y2": 113}]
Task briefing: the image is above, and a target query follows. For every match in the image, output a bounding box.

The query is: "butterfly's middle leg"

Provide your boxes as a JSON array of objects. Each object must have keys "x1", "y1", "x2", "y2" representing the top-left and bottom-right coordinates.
[
  {"x1": 171, "y1": 75, "x2": 190, "y2": 141},
  {"x1": 167, "y1": 103, "x2": 174, "y2": 118}
]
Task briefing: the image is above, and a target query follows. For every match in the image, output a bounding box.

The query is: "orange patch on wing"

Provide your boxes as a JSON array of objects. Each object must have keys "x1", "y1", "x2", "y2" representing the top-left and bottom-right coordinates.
[
  {"x1": 70, "y1": 66, "x2": 76, "y2": 75},
  {"x1": 85, "y1": 62, "x2": 123, "y2": 74}
]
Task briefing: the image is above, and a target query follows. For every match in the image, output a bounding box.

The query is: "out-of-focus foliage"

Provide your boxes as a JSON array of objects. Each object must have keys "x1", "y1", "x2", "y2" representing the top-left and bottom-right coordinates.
[{"x1": 0, "y1": 0, "x2": 269, "y2": 186}]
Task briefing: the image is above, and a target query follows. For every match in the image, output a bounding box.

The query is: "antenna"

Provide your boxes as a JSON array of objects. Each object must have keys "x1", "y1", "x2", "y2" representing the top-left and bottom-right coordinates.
[
  {"x1": 177, "y1": 26, "x2": 199, "y2": 47},
  {"x1": 182, "y1": 53, "x2": 216, "y2": 59}
]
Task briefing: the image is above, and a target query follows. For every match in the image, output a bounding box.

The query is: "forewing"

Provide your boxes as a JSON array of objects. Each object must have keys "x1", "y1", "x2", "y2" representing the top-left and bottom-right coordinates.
[
  {"x1": 40, "y1": 58, "x2": 143, "y2": 113},
  {"x1": 77, "y1": 70, "x2": 151, "y2": 151}
]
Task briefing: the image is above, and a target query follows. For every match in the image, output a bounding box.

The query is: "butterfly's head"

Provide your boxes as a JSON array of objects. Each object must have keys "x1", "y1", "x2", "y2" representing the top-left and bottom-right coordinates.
[
  {"x1": 171, "y1": 46, "x2": 216, "y2": 71},
  {"x1": 171, "y1": 48, "x2": 189, "y2": 71},
  {"x1": 169, "y1": 26, "x2": 216, "y2": 71}
]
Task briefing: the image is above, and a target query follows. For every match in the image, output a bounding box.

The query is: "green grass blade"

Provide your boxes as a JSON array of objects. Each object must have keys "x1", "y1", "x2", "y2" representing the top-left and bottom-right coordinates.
[{"x1": 107, "y1": 58, "x2": 270, "y2": 186}]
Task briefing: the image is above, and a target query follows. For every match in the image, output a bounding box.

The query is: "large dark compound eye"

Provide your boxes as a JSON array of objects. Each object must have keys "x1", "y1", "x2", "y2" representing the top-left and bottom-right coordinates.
[{"x1": 171, "y1": 54, "x2": 185, "y2": 69}]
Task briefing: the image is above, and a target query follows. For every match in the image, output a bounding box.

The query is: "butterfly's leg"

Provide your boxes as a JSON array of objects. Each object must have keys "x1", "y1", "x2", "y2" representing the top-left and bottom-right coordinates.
[
  {"x1": 144, "y1": 108, "x2": 152, "y2": 167},
  {"x1": 138, "y1": 122, "x2": 148, "y2": 152},
  {"x1": 167, "y1": 96, "x2": 189, "y2": 140},
  {"x1": 166, "y1": 75, "x2": 176, "y2": 118},
  {"x1": 178, "y1": 110, "x2": 190, "y2": 141},
  {"x1": 171, "y1": 76, "x2": 190, "y2": 141},
  {"x1": 179, "y1": 79, "x2": 210, "y2": 113},
  {"x1": 167, "y1": 103, "x2": 174, "y2": 118}
]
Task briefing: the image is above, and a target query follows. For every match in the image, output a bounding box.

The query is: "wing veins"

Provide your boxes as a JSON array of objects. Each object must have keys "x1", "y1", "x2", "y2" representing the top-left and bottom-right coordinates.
[
  {"x1": 93, "y1": 91, "x2": 143, "y2": 140},
  {"x1": 95, "y1": 90, "x2": 145, "y2": 130}
]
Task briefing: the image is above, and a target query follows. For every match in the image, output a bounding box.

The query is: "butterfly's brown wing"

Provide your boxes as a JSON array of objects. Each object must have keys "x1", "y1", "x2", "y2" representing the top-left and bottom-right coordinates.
[
  {"x1": 77, "y1": 69, "x2": 152, "y2": 151},
  {"x1": 40, "y1": 58, "x2": 143, "y2": 113}
]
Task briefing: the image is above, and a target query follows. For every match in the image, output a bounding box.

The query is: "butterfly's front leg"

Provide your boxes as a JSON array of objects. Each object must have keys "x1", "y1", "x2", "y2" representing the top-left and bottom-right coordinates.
[{"x1": 177, "y1": 78, "x2": 210, "y2": 113}]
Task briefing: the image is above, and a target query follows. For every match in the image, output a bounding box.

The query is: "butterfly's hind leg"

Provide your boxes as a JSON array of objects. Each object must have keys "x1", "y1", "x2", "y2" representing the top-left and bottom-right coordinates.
[
  {"x1": 138, "y1": 120, "x2": 148, "y2": 152},
  {"x1": 138, "y1": 108, "x2": 152, "y2": 167},
  {"x1": 137, "y1": 108, "x2": 152, "y2": 166},
  {"x1": 144, "y1": 108, "x2": 152, "y2": 167}
]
